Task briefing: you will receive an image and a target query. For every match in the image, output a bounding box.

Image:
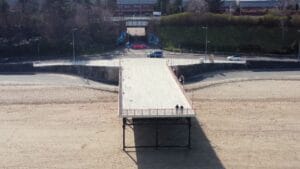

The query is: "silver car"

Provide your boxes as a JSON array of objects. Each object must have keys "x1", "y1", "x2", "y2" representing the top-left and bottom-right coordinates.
[{"x1": 227, "y1": 54, "x2": 242, "y2": 61}]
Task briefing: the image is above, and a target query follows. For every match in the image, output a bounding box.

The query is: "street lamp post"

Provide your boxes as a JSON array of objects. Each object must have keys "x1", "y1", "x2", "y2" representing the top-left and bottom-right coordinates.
[
  {"x1": 297, "y1": 29, "x2": 300, "y2": 62},
  {"x1": 139, "y1": 0, "x2": 141, "y2": 16},
  {"x1": 298, "y1": 38, "x2": 300, "y2": 62},
  {"x1": 298, "y1": 30, "x2": 300, "y2": 61},
  {"x1": 33, "y1": 37, "x2": 41, "y2": 59},
  {"x1": 161, "y1": 0, "x2": 163, "y2": 14},
  {"x1": 202, "y1": 26, "x2": 208, "y2": 61},
  {"x1": 72, "y1": 28, "x2": 78, "y2": 63},
  {"x1": 37, "y1": 40, "x2": 40, "y2": 58}
]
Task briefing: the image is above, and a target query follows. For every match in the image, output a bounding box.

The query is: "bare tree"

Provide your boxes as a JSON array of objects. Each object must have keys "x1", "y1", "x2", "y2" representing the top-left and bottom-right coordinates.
[
  {"x1": 280, "y1": 0, "x2": 298, "y2": 10},
  {"x1": 187, "y1": 0, "x2": 208, "y2": 14},
  {"x1": 0, "y1": 0, "x2": 119, "y2": 56},
  {"x1": 0, "y1": 0, "x2": 9, "y2": 27}
]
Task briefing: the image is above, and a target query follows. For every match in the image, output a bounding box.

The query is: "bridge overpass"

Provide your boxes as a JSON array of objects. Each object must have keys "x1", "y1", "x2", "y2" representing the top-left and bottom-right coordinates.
[
  {"x1": 113, "y1": 16, "x2": 156, "y2": 44},
  {"x1": 106, "y1": 16, "x2": 160, "y2": 27}
]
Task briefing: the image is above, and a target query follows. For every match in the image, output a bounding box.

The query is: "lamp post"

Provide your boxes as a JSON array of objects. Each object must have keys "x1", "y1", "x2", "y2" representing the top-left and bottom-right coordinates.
[
  {"x1": 139, "y1": 0, "x2": 141, "y2": 16},
  {"x1": 298, "y1": 30, "x2": 300, "y2": 61},
  {"x1": 161, "y1": 0, "x2": 162, "y2": 13},
  {"x1": 72, "y1": 28, "x2": 78, "y2": 63},
  {"x1": 36, "y1": 37, "x2": 41, "y2": 58},
  {"x1": 37, "y1": 39, "x2": 40, "y2": 58},
  {"x1": 202, "y1": 26, "x2": 208, "y2": 61}
]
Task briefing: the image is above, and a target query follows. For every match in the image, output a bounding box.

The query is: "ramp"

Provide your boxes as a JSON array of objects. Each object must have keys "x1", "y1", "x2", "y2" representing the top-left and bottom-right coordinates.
[{"x1": 119, "y1": 58, "x2": 195, "y2": 118}]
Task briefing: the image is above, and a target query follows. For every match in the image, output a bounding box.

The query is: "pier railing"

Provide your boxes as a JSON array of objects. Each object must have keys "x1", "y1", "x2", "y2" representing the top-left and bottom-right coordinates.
[{"x1": 121, "y1": 108, "x2": 195, "y2": 118}]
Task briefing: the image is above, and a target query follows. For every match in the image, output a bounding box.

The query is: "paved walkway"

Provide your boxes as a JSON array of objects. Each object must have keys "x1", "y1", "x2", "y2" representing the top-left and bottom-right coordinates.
[
  {"x1": 120, "y1": 58, "x2": 195, "y2": 118},
  {"x1": 34, "y1": 58, "x2": 245, "y2": 68}
]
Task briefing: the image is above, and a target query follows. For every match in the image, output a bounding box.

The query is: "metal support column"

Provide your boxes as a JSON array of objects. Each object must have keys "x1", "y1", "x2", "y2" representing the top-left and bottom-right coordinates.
[
  {"x1": 122, "y1": 118, "x2": 192, "y2": 150},
  {"x1": 187, "y1": 117, "x2": 192, "y2": 149},
  {"x1": 155, "y1": 119, "x2": 158, "y2": 149},
  {"x1": 122, "y1": 118, "x2": 126, "y2": 151}
]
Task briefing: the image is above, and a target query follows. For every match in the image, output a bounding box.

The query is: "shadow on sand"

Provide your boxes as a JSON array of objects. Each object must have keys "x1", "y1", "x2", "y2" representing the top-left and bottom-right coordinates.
[{"x1": 125, "y1": 118, "x2": 225, "y2": 169}]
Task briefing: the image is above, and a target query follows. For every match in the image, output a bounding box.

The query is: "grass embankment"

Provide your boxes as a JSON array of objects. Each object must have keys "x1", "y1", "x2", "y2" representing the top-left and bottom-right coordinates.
[{"x1": 158, "y1": 13, "x2": 300, "y2": 54}]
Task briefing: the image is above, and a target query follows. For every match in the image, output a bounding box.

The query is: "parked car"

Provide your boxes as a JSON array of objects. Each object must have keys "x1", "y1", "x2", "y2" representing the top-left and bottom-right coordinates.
[
  {"x1": 227, "y1": 54, "x2": 242, "y2": 61},
  {"x1": 131, "y1": 44, "x2": 147, "y2": 49},
  {"x1": 153, "y1": 11, "x2": 162, "y2": 17},
  {"x1": 147, "y1": 50, "x2": 163, "y2": 58}
]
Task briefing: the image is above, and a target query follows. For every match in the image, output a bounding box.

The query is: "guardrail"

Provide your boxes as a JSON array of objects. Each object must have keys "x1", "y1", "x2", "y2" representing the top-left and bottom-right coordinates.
[{"x1": 121, "y1": 108, "x2": 195, "y2": 118}]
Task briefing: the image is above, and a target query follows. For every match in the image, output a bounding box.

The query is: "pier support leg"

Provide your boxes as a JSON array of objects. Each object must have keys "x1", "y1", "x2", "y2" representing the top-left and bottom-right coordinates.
[
  {"x1": 188, "y1": 117, "x2": 191, "y2": 149},
  {"x1": 155, "y1": 119, "x2": 158, "y2": 149},
  {"x1": 122, "y1": 118, "x2": 192, "y2": 150},
  {"x1": 122, "y1": 118, "x2": 126, "y2": 151}
]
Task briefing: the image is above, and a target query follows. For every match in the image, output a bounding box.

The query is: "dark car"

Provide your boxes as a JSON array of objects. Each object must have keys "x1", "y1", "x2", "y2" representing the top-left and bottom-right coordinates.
[{"x1": 147, "y1": 50, "x2": 163, "y2": 58}]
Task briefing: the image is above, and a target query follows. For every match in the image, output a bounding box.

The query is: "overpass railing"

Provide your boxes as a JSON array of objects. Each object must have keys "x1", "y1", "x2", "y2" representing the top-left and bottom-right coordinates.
[{"x1": 106, "y1": 16, "x2": 161, "y2": 22}]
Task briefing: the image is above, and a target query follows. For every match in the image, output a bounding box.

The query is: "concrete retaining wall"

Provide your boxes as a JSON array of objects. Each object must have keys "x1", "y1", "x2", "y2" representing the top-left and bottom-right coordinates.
[
  {"x1": 173, "y1": 63, "x2": 247, "y2": 81},
  {"x1": 0, "y1": 63, "x2": 34, "y2": 72},
  {"x1": 1, "y1": 60, "x2": 299, "y2": 85},
  {"x1": 35, "y1": 65, "x2": 119, "y2": 85},
  {"x1": 247, "y1": 60, "x2": 300, "y2": 69},
  {"x1": 174, "y1": 60, "x2": 300, "y2": 82},
  {"x1": 0, "y1": 63, "x2": 119, "y2": 85}
]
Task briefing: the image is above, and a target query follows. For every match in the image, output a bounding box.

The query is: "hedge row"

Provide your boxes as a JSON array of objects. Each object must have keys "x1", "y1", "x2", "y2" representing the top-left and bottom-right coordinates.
[
  {"x1": 160, "y1": 12, "x2": 300, "y2": 27},
  {"x1": 158, "y1": 26, "x2": 299, "y2": 54}
]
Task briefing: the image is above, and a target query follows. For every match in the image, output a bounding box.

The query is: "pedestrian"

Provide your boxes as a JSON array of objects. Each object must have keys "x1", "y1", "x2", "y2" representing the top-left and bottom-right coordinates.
[
  {"x1": 175, "y1": 104, "x2": 179, "y2": 114},
  {"x1": 180, "y1": 105, "x2": 184, "y2": 114},
  {"x1": 179, "y1": 75, "x2": 185, "y2": 85}
]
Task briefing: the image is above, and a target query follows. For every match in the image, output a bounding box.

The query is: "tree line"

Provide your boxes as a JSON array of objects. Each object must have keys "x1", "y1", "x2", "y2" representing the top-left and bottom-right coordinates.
[{"x1": 0, "y1": 0, "x2": 120, "y2": 58}]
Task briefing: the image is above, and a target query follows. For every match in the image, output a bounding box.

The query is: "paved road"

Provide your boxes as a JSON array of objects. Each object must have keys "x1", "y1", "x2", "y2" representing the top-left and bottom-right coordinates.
[
  {"x1": 34, "y1": 57, "x2": 245, "y2": 68},
  {"x1": 35, "y1": 48, "x2": 246, "y2": 67},
  {"x1": 95, "y1": 48, "x2": 207, "y2": 60},
  {"x1": 84, "y1": 48, "x2": 299, "y2": 62},
  {"x1": 3, "y1": 48, "x2": 298, "y2": 65}
]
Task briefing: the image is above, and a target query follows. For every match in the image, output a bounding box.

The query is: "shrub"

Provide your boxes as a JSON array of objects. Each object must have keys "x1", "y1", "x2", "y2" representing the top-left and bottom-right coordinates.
[
  {"x1": 290, "y1": 15, "x2": 300, "y2": 26},
  {"x1": 160, "y1": 12, "x2": 296, "y2": 27}
]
